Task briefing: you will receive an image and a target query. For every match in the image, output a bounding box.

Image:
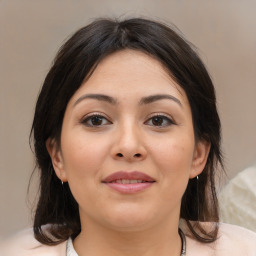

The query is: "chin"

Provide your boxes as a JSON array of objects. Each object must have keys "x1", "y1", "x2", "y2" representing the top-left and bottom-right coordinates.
[
  {"x1": 101, "y1": 205, "x2": 157, "y2": 231},
  {"x1": 107, "y1": 219, "x2": 153, "y2": 232}
]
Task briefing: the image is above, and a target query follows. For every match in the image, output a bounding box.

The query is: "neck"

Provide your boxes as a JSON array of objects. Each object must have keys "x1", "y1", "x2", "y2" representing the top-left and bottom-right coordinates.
[{"x1": 73, "y1": 217, "x2": 182, "y2": 256}]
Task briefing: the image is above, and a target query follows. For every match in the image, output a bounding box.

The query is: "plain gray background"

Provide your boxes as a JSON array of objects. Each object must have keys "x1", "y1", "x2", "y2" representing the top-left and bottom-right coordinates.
[{"x1": 1, "y1": 0, "x2": 256, "y2": 237}]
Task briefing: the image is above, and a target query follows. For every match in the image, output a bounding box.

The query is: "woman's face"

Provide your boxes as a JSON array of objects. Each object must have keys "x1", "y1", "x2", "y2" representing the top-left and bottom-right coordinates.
[{"x1": 48, "y1": 50, "x2": 209, "y2": 231}]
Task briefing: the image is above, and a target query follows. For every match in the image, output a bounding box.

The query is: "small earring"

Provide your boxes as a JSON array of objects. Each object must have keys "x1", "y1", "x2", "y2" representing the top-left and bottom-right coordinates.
[
  {"x1": 61, "y1": 180, "x2": 63, "y2": 185},
  {"x1": 196, "y1": 175, "x2": 200, "y2": 220}
]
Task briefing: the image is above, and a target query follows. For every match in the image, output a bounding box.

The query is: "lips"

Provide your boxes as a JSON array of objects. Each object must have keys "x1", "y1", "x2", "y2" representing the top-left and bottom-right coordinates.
[
  {"x1": 102, "y1": 171, "x2": 155, "y2": 183},
  {"x1": 102, "y1": 171, "x2": 155, "y2": 194}
]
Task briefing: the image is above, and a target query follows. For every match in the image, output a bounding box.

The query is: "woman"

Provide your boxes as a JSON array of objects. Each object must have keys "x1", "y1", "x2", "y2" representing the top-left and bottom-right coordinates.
[{"x1": 3, "y1": 18, "x2": 256, "y2": 256}]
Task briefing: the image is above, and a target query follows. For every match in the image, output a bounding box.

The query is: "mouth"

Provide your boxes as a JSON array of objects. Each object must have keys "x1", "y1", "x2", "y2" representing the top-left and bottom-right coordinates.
[
  {"x1": 107, "y1": 179, "x2": 154, "y2": 184},
  {"x1": 102, "y1": 171, "x2": 156, "y2": 194}
]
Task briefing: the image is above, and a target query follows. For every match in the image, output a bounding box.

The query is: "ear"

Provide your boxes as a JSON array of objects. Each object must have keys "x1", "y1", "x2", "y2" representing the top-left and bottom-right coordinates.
[
  {"x1": 189, "y1": 139, "x2": 211, "y2": 179},
  {"x1": 46, "y1": 138, "x2": 68, "y2": 182}
]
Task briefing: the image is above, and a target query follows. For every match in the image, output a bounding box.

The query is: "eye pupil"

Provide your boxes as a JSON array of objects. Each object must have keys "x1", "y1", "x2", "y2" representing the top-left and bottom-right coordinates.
[
  {"x1": 91, "y1": 116, "x2": 103, "y2": 125},
  {"x1": 152, "y1": 116, "x2": 163, "y2": 126}
]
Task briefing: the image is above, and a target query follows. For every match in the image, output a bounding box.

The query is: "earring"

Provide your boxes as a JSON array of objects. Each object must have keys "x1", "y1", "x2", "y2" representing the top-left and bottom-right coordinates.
[
  {"x1": 196, "y1": 175, "x2": 200, "y2": 220},
  {"x1": 61, "y1": 180, "x2": 63, "y2": 185}
]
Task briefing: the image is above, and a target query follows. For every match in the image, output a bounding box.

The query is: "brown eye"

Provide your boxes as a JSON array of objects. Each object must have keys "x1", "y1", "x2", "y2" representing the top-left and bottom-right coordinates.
[
  {"x1": 82, "y1": 115, "x2": 110, "y2": 127},
  {"x1": 91, "y1": 116, "x2": 103, "y2": 125},
  {"x1": 145, "y1": 115, "x2": 175, "y2": 127},
  {"x1": 152, "y1": 116, "x2": 164, "y2": 126}
]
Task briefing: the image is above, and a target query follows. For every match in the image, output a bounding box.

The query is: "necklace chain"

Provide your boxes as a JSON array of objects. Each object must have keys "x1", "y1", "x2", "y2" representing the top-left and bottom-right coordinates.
[
  {"x1": 179, "y1": 228, "x2": 186, "y2": 256},
  {"x1": 67, "y1": 229, "x2": 186, "y2": 256}
]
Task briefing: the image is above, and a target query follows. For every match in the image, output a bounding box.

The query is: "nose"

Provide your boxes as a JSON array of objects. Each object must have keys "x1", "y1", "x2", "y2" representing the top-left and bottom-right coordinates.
[{"x1": 111, "y1": 123, "x2": 147, "y2": 162}]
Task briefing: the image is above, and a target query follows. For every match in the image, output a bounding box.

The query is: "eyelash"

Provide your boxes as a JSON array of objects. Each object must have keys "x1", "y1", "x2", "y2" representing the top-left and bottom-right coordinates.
[
  {"x1": 81, "y1": 113, "x2": 176, "y2": 128},
  {"x1": 144, "y1": 114, "x2": 176, "y2": 127},
  {"x1": 81, "y1": 113, "x2": 111, "y2": 127}
]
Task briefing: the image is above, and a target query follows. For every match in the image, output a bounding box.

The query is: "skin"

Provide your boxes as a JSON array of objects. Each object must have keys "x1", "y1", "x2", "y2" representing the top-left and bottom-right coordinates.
[{"x1": 47, "y1": 50, "x2": 210, "y2": 256}]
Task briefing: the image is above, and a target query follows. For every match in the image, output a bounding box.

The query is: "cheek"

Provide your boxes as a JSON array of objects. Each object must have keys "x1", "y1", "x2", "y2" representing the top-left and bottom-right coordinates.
[
  {"x1": 153, "y1": 137, "x2": 194, "y2": 172},
  {"x1": 60, "y1": 133, "x2": 110, "y2": 209},
  {"x1": 61, "y1": 132, "x2": 109, "y2": 180},
  {"x1": 150, "y1": 135, "x2": 195, "y2": 197}
]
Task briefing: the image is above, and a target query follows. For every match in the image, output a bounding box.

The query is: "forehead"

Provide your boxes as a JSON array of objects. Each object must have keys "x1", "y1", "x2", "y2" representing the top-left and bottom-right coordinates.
[
  {"x1": 70, "y1": 49, "x2": 188, "y2": 105},
  {"x1": 89, "y1": 50, "x2": 178, "y2": 87}
]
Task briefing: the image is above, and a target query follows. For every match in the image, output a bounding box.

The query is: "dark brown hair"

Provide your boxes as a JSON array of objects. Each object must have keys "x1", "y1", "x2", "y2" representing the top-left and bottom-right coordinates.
[{"x1": 30, "y1": 17, "x2": 223, "y2": 245}]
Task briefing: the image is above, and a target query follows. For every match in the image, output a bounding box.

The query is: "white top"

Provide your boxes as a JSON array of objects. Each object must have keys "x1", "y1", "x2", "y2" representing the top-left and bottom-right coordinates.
[
  {"x1": 66, "y1": 238, "x2": 78, "y2": 256},
  {"x1": 219, "y1": 165, "x2": 256, "y2": 232},
  {"x1": 1, "y1": 222, "x2": 256, "y2": 256}
]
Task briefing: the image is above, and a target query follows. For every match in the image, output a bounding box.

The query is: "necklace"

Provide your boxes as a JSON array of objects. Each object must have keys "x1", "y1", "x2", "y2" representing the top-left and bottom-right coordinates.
[
  {"x1": 179, "y1": 228, "x2": 186, "y2": 256},
  {"x1": 67, "y1": 229, "x2": 186, "y2": 256}
]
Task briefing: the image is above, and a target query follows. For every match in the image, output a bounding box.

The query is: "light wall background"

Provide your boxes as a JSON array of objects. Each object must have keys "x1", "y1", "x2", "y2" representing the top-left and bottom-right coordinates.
[{"x1": 1, "y1": 0, "x2": 256, "y2": 237}]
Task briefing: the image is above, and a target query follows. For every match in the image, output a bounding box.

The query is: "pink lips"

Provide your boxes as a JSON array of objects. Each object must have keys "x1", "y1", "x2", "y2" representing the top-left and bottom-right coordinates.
[{"x1": 102, "y1": 171, "x2": 155, "y2": 194}]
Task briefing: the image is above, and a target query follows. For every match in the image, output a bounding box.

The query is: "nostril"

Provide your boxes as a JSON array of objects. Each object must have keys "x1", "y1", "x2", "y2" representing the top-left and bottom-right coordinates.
[
  {"x1": 116, "y1": 153, "x2": 123, "y2": 157},
  {"x1": 134, "y1": 153, "x2": 141, "y2": 158}
]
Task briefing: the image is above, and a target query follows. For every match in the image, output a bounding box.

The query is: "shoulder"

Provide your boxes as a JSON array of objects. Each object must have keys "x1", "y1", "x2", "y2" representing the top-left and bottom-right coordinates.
[
  {"x1": 181, "y1": 221, "x2": 256, "y2": 256},
  {"x1": 0, "y1": 228, "x2": 67, "y2": 256},
  {"x1": 216, "y1": 222, "x2": 256, "y2": 255}
]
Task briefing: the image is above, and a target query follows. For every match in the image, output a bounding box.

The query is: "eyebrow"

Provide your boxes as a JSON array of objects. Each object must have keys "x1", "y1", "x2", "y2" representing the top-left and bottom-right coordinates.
[
  {"x1": 73, "y1": 94, "x2": 118, "y2": 107},
  {"x1": 73, "y1": 93, "x2": 182, "y2": 108},
  {"x1": 139, "y1": 94, "x2": 182, "y2": 107}
]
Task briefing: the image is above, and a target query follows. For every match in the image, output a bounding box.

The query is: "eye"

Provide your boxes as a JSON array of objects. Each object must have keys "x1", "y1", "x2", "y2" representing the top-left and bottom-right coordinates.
[
  {"x1": 145, "y1": 114, "x2": 175, "y2": 127},
  {"x1": 81, "y1": 114, "x2": 111, "y2": 127}
]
